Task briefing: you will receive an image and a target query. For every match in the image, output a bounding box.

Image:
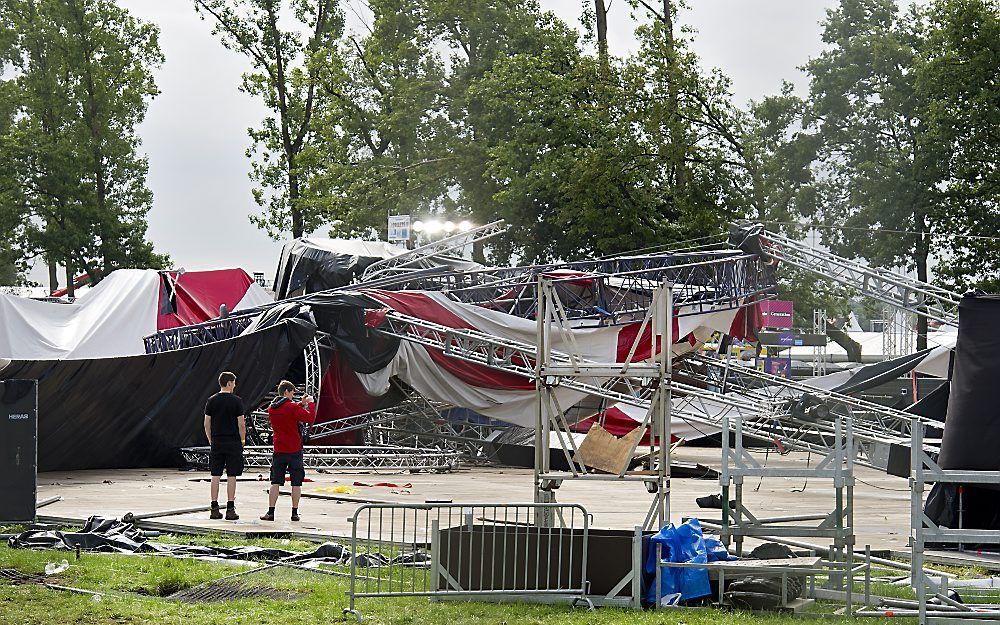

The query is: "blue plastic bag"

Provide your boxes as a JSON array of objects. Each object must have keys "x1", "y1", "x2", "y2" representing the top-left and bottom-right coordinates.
[{"x1": 644, "y1": 518, "x2": 712, "y2": 603}]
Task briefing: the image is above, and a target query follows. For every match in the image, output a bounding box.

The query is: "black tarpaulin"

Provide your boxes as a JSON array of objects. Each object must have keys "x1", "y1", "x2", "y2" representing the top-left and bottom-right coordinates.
[
  {"x1": 9, "y1": 515, "x2": 417, "y2": 566},
  {"x1": 938, "y1": 294, "x2": 1000, "y2": 471},
  {"x1": 905, "y1": 380, "x2": 950, "y2": 424},
  {"x1": 272, "y1": 238, "x2": 404, "y2": 299},
  {"x1": 0, "y1": 317, "x2": 322, "y2": 472},
  {"x1": 925, "y1": 293, "x2": 1000, "y2": 534},
  {"x1": 830, "y1": 349, "x2": 935, "y2": 396}
]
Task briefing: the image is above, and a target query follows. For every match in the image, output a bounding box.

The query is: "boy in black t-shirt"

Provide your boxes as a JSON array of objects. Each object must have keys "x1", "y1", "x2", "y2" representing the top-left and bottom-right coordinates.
[{"x1": 204, "y1": 371, "x2": 246, "y2": 520}]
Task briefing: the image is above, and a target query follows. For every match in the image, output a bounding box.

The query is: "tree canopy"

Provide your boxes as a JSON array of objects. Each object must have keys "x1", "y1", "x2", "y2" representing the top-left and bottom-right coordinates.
[{"x1": 0, "y1": 0, "x2": 168, "y2": 291}]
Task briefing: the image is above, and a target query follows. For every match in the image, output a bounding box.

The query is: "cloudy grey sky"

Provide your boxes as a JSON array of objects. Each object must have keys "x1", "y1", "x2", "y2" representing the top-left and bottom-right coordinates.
[{"x1": 31, "y1": 1, "x2": 839, "y2": 283}]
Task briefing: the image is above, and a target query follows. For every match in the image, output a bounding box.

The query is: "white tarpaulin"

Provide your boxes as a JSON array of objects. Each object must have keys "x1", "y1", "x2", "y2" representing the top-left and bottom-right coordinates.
[
  {"x1": 0, "y1": 270, "x2": 161, "y2": 360},
  {"x1": 0, "y1": 268, "x2": 273, "y2": 361}
]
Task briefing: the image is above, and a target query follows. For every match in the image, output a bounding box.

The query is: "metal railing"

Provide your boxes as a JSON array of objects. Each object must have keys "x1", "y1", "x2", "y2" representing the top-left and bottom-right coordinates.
[{"x1": 344, "y1": 503, "x2": 592, "y2": 620}]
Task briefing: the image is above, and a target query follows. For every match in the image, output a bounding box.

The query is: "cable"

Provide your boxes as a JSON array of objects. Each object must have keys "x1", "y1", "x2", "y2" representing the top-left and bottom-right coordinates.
[
  {"x1": 791, "y1": 450, "x2": 811, "y2": 493},
  {"x1": 855, "y1": 477, "x2": 912, "y2": 492},
  {"x1": 760, "y1": 220, "x2": 1000, "y2": 242},
  {"x1": 595, "y1": 233, "x2": 728, "y2": 259}
]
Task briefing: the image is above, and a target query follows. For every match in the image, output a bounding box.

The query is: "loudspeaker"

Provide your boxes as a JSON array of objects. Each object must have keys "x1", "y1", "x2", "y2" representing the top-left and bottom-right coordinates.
[{"x1": 0, "y1": 379, "x2": 38, "y2": 522}]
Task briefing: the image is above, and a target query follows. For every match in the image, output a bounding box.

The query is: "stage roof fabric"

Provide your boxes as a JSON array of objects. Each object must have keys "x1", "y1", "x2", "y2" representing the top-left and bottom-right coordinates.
[{"x1": 0, "y1": 268, "x2": 271, "y2": 360}]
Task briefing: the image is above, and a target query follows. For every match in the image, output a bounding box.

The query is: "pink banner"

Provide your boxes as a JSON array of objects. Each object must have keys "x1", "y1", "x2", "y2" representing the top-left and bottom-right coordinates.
[{"x1": 759, "y1": 299, "x2": 794, "y2": 329}]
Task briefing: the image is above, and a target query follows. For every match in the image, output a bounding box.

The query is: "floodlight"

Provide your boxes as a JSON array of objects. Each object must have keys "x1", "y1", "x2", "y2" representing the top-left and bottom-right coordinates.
[
  {"x1": 458, "y1": 220, "x2": 472, "y2": 232},
  {"x1": 412, "y1": 220, "x2": 424, "y2": 232},
  {"x1": 444, "y1": 220, "x2": 456, "y2": 233},
  {"x1": 425, "y1": 220, "x2": 442, "y2": 234}
]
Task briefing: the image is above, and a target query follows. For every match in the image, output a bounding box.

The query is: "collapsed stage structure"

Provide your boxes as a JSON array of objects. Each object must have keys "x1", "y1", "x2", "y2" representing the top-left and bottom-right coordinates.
[{"x1": 6, "y1": 222, "x2": 993, "y2": 537}]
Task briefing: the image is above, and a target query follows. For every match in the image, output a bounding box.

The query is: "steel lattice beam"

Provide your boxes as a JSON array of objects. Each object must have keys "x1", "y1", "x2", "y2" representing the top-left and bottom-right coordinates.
[
  {"x1": 736, "y1": 224, "x2": 961, "y2": 326},
  {"x1": 180, "y1": 445, "x2": 460, "y2": 472},
  {"x1": 373, "y1": 309, "x2": 932, "y2": 471},
  {"x1": 360, "y1": 220, "x2": 507, "y2": 281}
]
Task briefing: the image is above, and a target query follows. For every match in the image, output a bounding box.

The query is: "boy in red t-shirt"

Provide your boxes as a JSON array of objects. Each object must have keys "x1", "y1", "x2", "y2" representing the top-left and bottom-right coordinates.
[{"x1": 260, "y1": 380, "x2": 315, "y2": 521}]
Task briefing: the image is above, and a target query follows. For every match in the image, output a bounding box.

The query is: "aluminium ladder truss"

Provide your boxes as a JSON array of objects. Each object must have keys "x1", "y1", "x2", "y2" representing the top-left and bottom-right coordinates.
[
  {"x1": 360, "y1": 219, "x2": 508, "y2": 281},
  {"x1": 734, "y1": 224, "x2": 960, "y2": 326},
  {"x1": 179, "y1": 445, "x2": 460, "y2": 472}
]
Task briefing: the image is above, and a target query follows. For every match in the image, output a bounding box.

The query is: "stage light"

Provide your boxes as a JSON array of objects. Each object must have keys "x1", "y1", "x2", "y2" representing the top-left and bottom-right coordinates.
[
  {"x1": 412, "y1": 220, "x2": 424, "y2": 232},
  {"x1": 458, "y1": 220, "x2": 472, "y2": 232},
  {"x1": 425, "y1": 220, "x2": 442, "y2": 234},
  {"x1": 444, "y1": 220, "x2": 456, "y2": 233}
]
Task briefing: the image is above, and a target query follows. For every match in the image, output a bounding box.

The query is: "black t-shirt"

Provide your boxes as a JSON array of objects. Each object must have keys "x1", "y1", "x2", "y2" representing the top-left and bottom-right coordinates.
[{"x1": 205, "y1": 392, "x2": 245, "y2": 439}]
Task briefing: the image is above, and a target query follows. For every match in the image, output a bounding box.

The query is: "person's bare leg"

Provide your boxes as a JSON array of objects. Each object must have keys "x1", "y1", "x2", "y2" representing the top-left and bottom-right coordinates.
[
  {"x1": 291, "y1": 485, "x2": 301, "y2": 509},
  {"x1": 210, "y1": 476, "x2": 220, "y2": 502},
  {"x1": 227, "y1": 476, "x2": 237, "y2": 502},
  {"x1": 268, "y1": 484, "x2": 280, "y2": 508}
]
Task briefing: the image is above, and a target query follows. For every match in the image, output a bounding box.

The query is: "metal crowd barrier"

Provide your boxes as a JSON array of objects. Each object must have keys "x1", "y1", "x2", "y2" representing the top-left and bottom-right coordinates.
[{"x1": 343, "y1": 503, "x2": 592, "y2": 621}]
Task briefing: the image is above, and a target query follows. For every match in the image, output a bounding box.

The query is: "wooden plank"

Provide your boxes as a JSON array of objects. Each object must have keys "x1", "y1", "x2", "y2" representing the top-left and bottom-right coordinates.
[{"x1": 577, "y1": 424, "x2": 643, "y2": 474}]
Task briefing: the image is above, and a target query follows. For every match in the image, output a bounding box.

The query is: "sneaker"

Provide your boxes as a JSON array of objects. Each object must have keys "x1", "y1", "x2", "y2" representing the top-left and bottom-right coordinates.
[
  {"x1": 210, "y1": 506, "x2": 223, "y2": 520},
  {"x1": 260, "y1": 512, "x2": 274, "y2": 521},
  {"x1": 290, "y1": 512, "x2": 300, "y2": 522},
  {"x1": 225, "y1": 507, "x2": 240, "y2": 521}
]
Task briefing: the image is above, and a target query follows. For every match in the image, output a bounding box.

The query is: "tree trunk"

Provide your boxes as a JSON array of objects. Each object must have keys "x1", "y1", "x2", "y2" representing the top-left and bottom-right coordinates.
[
  {"x1": 915, "y1": 248, "x2": 929, "y2": 352},
  {"x1": 264, "y1": 3, "x2": 302, "y2": 239},
  {"x1": 289, "y1": 167, "x2": 302, "y2": 238},
  {"x1": 65, "y1": 262, "x2": 75, "y2": 298},
  {"x1": 594, "y1": 0, "x2": 609, "y2": 72},
  {"x1": 48, "y1": 260, "x2": 58, "y2": 295},
  {"x1": 663, "y1": 0, "x2": 685, "y2": 194}
]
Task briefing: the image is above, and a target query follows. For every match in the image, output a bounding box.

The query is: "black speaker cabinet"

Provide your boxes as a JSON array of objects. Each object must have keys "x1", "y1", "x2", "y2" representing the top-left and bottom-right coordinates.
[{"x1": 0, "y1": 379, "x2": 38, "y2": 523}]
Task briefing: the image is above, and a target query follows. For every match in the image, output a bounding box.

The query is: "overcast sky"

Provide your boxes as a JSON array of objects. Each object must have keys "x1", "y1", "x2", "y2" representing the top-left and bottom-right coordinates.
[{"x1": 30, "y1": 1, "x2": 840, "y2": 284}]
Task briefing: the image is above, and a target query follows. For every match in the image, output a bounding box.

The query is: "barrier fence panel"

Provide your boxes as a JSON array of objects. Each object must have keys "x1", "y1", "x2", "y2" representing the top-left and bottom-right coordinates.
[{"x1": 344, "y1": 503, "x2": 591, "y2": 620}]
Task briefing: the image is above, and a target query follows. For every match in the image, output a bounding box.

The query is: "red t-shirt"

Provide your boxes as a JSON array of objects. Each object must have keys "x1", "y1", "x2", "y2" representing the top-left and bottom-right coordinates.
[{"x1": 267, "y1": 398, "x2": 316, "y2": 453}]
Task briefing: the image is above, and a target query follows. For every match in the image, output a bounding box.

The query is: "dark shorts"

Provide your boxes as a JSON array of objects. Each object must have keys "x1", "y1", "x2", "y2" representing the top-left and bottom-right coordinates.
[
  {"x1": 270, "y1": 451, "x2": 305, "y2": 486},
  {"x1": 209, "y1": 438, "x2": 244, "y2": 477}
]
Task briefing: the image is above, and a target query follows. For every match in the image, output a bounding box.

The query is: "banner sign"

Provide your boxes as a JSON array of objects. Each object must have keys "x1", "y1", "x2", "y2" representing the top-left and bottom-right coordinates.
[
  {"x1": 758, "y1": 299, "x2": 794, "y2": 329},
  {"x1": 388, "y1": 215, "x2": 411, "y2": 242},
  {"x1": 762, "y1": 357, "x2": 793, "y2": 377},
  {"x1": 757, "y1": 331, "x2": 827, "y2": 347}
]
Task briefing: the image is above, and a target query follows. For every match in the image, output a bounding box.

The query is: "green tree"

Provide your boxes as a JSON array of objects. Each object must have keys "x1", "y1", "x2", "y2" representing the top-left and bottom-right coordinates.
[
  {"x1": 801, "y1": 0, "x2": 948, "y2": 350},
  {"x1": 918, "y1": 0, "x2": 1000, "y2": 293},
  {"x1": 195, "y1": 0, "x2": 343, "y2": 239},
  {"x1": 307, "y1": 0, "x2": 451, "y2": 239},
  {"x1": 0, "y1": 0, "x2": 167, "y2": 292}
]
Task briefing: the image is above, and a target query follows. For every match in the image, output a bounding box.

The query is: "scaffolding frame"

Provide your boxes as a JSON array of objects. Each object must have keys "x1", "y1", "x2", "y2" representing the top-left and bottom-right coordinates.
[
  {"x1": 532, "y1": 276, "x2": 673, "y2": 530},
  {"x1": 720, "y1": 415, "x2": 855, "y2": 604},
  {"x1": 909, "y1": 419, "x2": 1000, "y2": 624}
]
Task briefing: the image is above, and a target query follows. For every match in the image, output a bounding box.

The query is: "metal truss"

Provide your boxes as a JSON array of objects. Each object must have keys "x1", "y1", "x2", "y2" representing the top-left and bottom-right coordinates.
[
  {"x1": 373, "y1": 302, "x2": 935, "y2": 473},
  {"x1": 143, "y1": 315, "x2": 256, "y2": 354},
  {"x1": 736, "y1": 224, "x2": 961, "y2": 326},
  {"x1": 180, "y1": 445, "x2": 460, "y2": 472},
  {"x1": 674, "y1": 353, "x2": 940, "y2": 469},
  {"x1": 143, "y1": 246, "x2": 776, "y2": 356},
  {"x1": 366, "y1": 250, "x2": 775, "y2": 324},
  {"x1": 360, "y1": 220, "x2": 507, "y2": 281}
]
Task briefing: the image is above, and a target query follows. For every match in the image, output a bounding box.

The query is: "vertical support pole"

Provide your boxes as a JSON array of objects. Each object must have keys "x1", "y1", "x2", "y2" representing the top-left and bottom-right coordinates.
[
  {"x1": 655, "y1": 280, "x2": 673, "y2": 529},
  {"x1": 631, "y1": 526, "x2": 643, "y2": 610},
  {"x1": 430, "y1": 518, "x2": 441, "y2": 593},
  {"x1": 654, "y1": 542, "x2": 663, "y2": 610},
  {"x1": 721, "y1": 416, "x2": 731, "y2": 547},
  {"x1": 846, "y1": 417, "x2": 855, "y2": 615},
  {"x1": 534, "y1": 277, "x2": 547, "y2": 506},
  {"x1": 910, "y1": 417, "x2": 927, "y2": 625},
  {"x1": 734, "y1": 416, "x2": 745, "y2": 556}
]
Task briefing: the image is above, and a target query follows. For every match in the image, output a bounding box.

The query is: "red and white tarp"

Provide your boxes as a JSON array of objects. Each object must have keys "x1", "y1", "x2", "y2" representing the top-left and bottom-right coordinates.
[
  {"x1": 355, "y1": 290, "x2": 748, "y2": 431},
  {"x1": 0, "y1": 268, "x2": 271, "y2": 360}
]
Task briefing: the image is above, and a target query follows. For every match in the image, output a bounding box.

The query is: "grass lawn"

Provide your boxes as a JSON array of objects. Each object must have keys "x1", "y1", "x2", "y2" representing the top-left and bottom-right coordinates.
[{"x1": 0, "y1": 527, "x2": 909, "y2": 625}]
